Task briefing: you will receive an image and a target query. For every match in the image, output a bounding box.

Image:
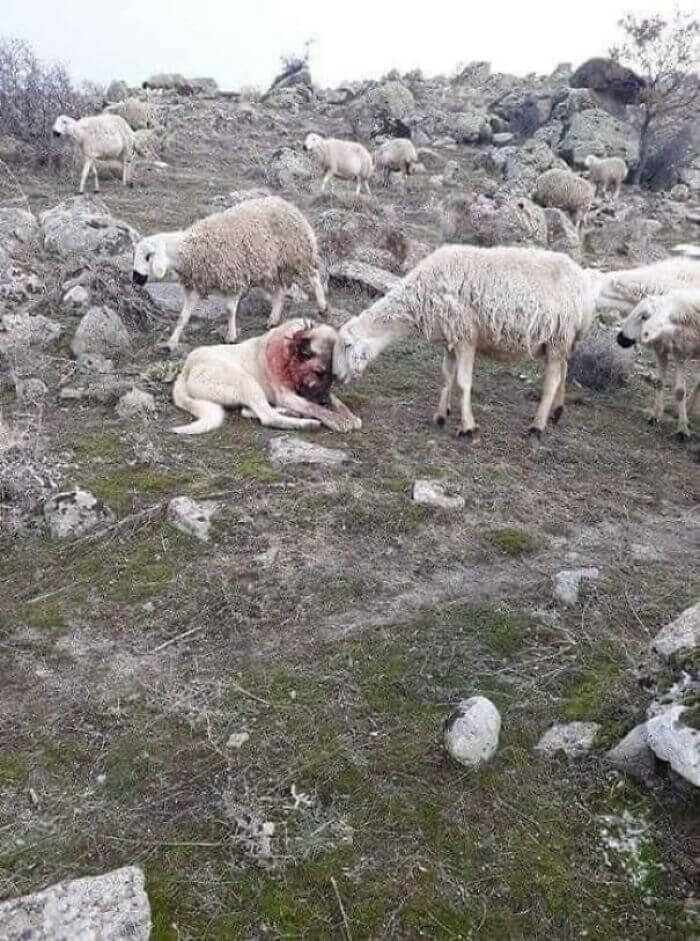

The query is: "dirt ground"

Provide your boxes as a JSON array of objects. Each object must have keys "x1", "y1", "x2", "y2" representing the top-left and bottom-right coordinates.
[{"x1": 1, "y1": 95, "x2": 699, "y2": 939}]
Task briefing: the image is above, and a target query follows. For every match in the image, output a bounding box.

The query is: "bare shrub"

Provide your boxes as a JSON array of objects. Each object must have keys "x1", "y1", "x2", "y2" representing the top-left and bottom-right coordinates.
[{"x1": 569, "y1": 325, "x2": 633, "y2": 391}]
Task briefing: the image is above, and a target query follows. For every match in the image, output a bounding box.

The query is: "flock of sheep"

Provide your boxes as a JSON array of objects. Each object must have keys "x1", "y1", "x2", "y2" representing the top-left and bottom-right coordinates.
[{"x1": 49, "y1": 99, "x2": 700, "y2": 447}]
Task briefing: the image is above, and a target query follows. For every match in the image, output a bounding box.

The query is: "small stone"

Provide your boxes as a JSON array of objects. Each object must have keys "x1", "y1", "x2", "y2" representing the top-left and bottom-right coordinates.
[
  {"x1": 71, "y1": 305, "x2": 131, "y2": 358},
  {"x1": 606, "y1": 724, "x2": 658, "y2": 785},
  {"x1": 62, "y1": 284, "x2": 90, "y2": 310},
  {"x1": 535, "y1": 721, "x2": 600, "y2": 757},
  {"x1": 226, "y1": 732, "x2": 250, "y2": 750},
  {"x1": 412, "y1": 479, "x2": 464, "y2": 510},
  {"x1": 443, "y1": 696, "x2": 501, "y2": 768},
  {"x1": 15, "y1": 377, "x2": 48, "y2": 405},
  {"x1": 167, "y1": 496, "x2": 217, "y2": 541},
  {"x1": 651, "y1": 600, "x2": 700, "y2": 659},
  {"x1": 268, "y1": 436, "x2": 351, "y2": 466},
  {"x1": 645, "y1": 705, "x2": 700, "y2": 786},
  {"x1": 552, "y1": 567, "x2": 599, "y2": 606},
  {"x1": 116, "y1": 388, "x2": 156, "y2": 420},
  {"x1": 493, "y1": 132, "x2": 515, "y2": 146},
  {"x1": 43, "y1": 489, "x2": 115, "y2": 539},
  {"x1": 77, "y1": 353, "x2": 115, "y2": 374}
]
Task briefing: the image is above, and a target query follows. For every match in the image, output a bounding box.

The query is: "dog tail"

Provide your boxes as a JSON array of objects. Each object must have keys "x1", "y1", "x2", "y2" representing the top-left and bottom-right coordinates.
[{"x1": 172, "y1": 370, "x2": 226, "y2": 435}]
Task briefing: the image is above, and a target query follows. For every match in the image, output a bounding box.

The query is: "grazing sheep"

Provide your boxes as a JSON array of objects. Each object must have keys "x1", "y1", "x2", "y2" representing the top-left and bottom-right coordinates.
[
  {"x1": 593, "y1": 256, "x2": 700, "y2": 315},
  {"x1": 617, "y1": 290, "x2": 700, "y2": 440},
  {"x1": 142, "y1": 73, "x2": 185, "y2": 91},
  {"x1": 332, "y1": 245, "x2": 598, "y2": 439},
  {"x1": 533, "y1": 168, "x2": 595, "y2": 231},
  {"x1": 132, "y1": 197, "x2": 327, "y2": 352},
  {"x1": 584, "y1": 155, "x2": 628, "y2": 200},
  {"x1": 375, "y1": 137, "x2": 418, "y2": 185},
  {"x1": 52, "y1": 114, "x2": 135, "y2": 194},
  {"x1": 103, "y1": 97, "x2": 152, "y2": 131},
  {"x1": 303, "y1": 133, "x2": 373, "y2": 196}
]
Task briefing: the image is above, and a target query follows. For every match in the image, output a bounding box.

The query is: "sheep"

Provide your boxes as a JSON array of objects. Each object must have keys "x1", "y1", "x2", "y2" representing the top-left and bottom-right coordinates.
[
  {"x1": 617, "y1": 290, "x2": 700, "y2": 440},
  {"x1": 584, "y1": 155, "x2": 628, "y2": 201},
  {"x1": 303, "y1": 133, "x2": 373, "y2": 196},
  {"x1": 375, "y1": 137, "x2": 418, "y2": 185},
  {"x1": 593, "y1": 256, "x2": 700, "y2": 315},
  {"x1": 132, "y1": 196, "x2": 327, "y2": 352},
  {"x1": 103, "y1": 97, "x2": 152, "y2": 131},
  {"x1": 52, "y1": 114, "x2": 135, "y2": 194},
  {"x1": 142, "y1": 73, "x2": 185, "y2": 91},
  {"x1": 533, "y1": 168, "x2": 595, "y2": 231},
  {"x1": 332, "y1": 244, "x2": 598, "y2": 439}
]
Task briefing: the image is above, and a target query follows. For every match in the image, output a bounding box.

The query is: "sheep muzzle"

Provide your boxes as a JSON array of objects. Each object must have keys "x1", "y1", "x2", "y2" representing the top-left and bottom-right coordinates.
[
  {"x1": 616, "y1": 332, "x2": 635, "y2": 349},
  {"x1": 132, "y1": 271, "x2": 148, "y2": 286}
]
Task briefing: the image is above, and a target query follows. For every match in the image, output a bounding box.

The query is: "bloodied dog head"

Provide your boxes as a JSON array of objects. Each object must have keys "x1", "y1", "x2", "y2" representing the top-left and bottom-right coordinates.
[{"x1": 287, "y1": 324, "x2": 339, "y2": 405}]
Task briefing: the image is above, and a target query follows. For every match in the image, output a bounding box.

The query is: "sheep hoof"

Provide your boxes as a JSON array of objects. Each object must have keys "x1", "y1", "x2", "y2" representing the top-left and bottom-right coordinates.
[
  {"x1": 551, "y1": 405, "x2": 564, "y2": 425},
  {"x1": 156, "y1": 342, "x2": 175, "y2": 358},
  {"x1": 647, "y1": 416, "x2": 659, "y2": 426},
  {"x1": 433, "y1": 413, "x2": 446, "y2": 427},
  {"x1": 527, "y1": 426, "x2": 542, "y2": 441},
  {"x1": 456, "y1": 427, "x2": 477, "y2": 441},
  {"x1": 675, "y1": 430, "x2": 691, "y2": 443}
]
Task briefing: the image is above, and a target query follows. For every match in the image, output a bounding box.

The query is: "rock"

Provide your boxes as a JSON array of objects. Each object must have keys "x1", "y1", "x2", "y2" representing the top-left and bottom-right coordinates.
[
  {"x1": 443, "y1": 159, "x2": 460, "y2": 183},
  {"x1": 40, "y1": 196, "x2": 140, "y2": 258},
  {"x1": 71, "y1": 305, "x2": 131, "y2": 358},
  {"x1": 43, "y1": 489, "x2": 115, "y2": 539},
  {"x1": 59, "y1": 375, "x2": 130, "y2": 405},
  {"x1": 227, "y1": 731, "x2": 250, "y2": 750},
  {"x1": 62, "y1": 284, "x2": 90, "y2": 310},
  {"x1": 116, "y1": 387, "x2": 156, "y2": 420},
  {"x1": 412, "y1": 480, "x2": 465, "y2": 510},
  {"x1": 535, "y1": 721, "x2": 600, "y2": 756},
  {"x1": 570, "y1": 57, "x2": 646, "y2": 106},
  {"x1": 269, "y1": 436, "x2": 351, "y2": 466},
  {"x1": 443, "y1": 696, "x2": 501, "y2": 768},
  {"x1": 16, "y1": 377, "x2": 48, "y2": 405},
  {"x1": 328, "y1": 260, "x2": 400, "y2": 296},
  {"x1": 0, "y1": 311, "x2": 62, "y2": 351},
  {"x1": 645, "y1": 706, "x2": 700, "y2": 786},
  {"x1": 77, "y1": 352, "x2": 115, "y2": 374},
  {"x1": 167, "y1": 496, "x2": 218, "y2": 541},
  {"x1": 445, "y1": 194, "x2": 547, "y2": 248},
  {"x1": 493, "y1": 132, "x2": 515, "y2": 146},
  {"x1": 0, "y1": 866, "x2": 150, "y2": 940},
  {"x1": 552, "y1": 567, "x2": 599, "y2": 606},
  {"x1": 606, "y1": 724, "x2": 659, "y2": 784},
  {"x1": 651, "y1": 601, "x2": 700, "y2": 659},
  {"x1": 106, "y1": 79, "x2": 130, "y2": 101},
  {"x1": 544, "y1": 207, "x2": 580, "y2": 256},
  {"x1": 350, "y1": 81, "x2": 416, "y2": 136},
  {"x1": 0, "y1": 265, "x2": 44, "y2": 303},
  {"x1": 0, "y1": 207, "x2": 39, "y2": 254},
  {"x1": 670, "y1": 183, "x2": 690, "y2": 202},
  {"x1": 454, "y1": 61, "x2": 491, "y2": 85},
  {"x1": 558, "y1": 109, "x2": 639, "y2": 169},
  {"x1": 268, "y1": 147, "x2": 313, "y2": 188},
  {"x1": 444, "y1": 110, "x2": 493, "y2": 144},
  {"x1": 429, "y1": 175, "x2": 444, "y2": 188},
  {"x1": 489, "y1": 138, "x2": 564, "y2": 195}
]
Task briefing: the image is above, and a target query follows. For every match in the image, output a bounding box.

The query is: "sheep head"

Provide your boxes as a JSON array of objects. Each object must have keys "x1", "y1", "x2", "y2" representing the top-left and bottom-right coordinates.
[
  {"x1": 52, "y1": 115, "x2": 77, "y2": 138},
  {"x1": 132, "y1": 236, "x2": 169, "y2": 284},
  {"x1": 617, "y1": 297, "x2": 657, "y2": 347}
]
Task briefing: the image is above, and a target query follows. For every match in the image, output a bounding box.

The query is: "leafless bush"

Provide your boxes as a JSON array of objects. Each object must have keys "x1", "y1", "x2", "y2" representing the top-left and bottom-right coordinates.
[{"x1": 569, "y1": 325, "x2": 633, "y2": 391}]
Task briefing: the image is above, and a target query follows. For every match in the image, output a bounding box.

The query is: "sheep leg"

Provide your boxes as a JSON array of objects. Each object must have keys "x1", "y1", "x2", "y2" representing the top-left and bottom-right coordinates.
[
  {"x1": 265, "y1": 287, "x2": 286, "y2": 330},
  {"x1": 454, "y1": 342, "x2": 478, "y2": 439},
  {"x1": 433, "y1": 348, "x2": 457, "y2": 426},
  {"x1": 275, "y1": 389, "x2": 359, "y2": 432},
  {"x1": 78, "y1": 158, "x2": 91, "y2": 195},
  {"x1": 308, "y1": 269, "x2": 327, "y2": 314},
  {"x1": 529, "y1": 357, "x2": 565, "y2": 438},
  {"x1": 649, "y1": 349, "x2": 668, "y2": 425},
  {"x1": 355, "y1": 177, "x2": 361, "y2": 197},
  {"x1": 551, "y1": 360, "x2": 569, "y2": 425},
  {"x1": 363, "y1": 180, "x2": 372, "y2": 197},
  {"x1": 90, "y1": 161, "x2": 100, "y2": 193},
  {"x1": 673, "y1": 362, "x2": 690, "y2": 441},
  {"x1": 164, "y1": 288, "x2": 199, "y2": 351},
  {"x1": 321, "y1": 171, "x2": 333, "y2": 193},
  {"x1": 224, "y1": 293, "x2": 242, "y2": 343}
]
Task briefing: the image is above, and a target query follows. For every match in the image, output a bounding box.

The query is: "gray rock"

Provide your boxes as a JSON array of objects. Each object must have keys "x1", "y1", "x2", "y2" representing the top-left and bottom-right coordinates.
[
  {"x1": 552, "y1": 567, "x2": 599, "y2": 606},
  {"x1": 0, "y1": 312, "x2": 62, "y2": 351},
  {"x1": 445, "y1": 194, "x2": 547, "y2": 248},
  {"x1": 106, "y1": 79, "x2": 130, "y2": 101},
  {"x1": 443, "y1": 696, "x2": 501, "y2": 768},
  {"x1": 0, "y1": 207, "x2": 39, "y2": 254},
  {"x1": 670, "y1": 183, "x2": 690, "y2": 202},
  {"x1": 61, "y1": 284, "x2": 90, "y2": 310},
  {"x1": 651, "y1": 601, "x2": 700, "y2": 659},
  {"x1": 71, "y1": 306, "x2": 131, "y2": 358},
  {"x1": 0, "y1": 266, "x2": 44, "y2": 303},
  {"x1": 535, "y1": 721, "x2": 600, "y2": 756},
  {"x1": 76, "y1": 353, "x2": 115, "y2": 374},
  {"x1": 570, "y1": 57, "x2": 646, "y2": 106},
  {"x1": 606, "y1": 723, "x2": 658, "y2": 784},
  {"x1": 167, "y1": 496, "x2": 218, "y2": 541},
  {"x1": 489, "y1": 138, "x2": 564, "y2": 195},
  {"x1": 16, "y1": 377, "x2": 48, "y2": 405},
  {"x1": 269, "y1": 436, "x2": 351, "y2": 466},
  {"x1": 116, "y1": 387, "x2": 156, "y2": 420},
  {"x1": 59, "y1": 376, "x2": 131, "y2": 406},
  {"x1": 268, "y1": 147, "x2": 313, "y2": 188},
  {"x1": 645, "y1": 706, "x2": 700, "y2": 787},
  {"x1": 43, "y1": 489, "x2": 115, "y2": 539},
  {"x1": 544, "y1": 207, "x2": 580, "y2": 257},
  {"x1": 350, "y1": 81, "x2": 416, "y2": 137},
  {"x1": 412, "y1": 480, "x2": 465, "y2": 510},
  {"x1": 328, "y1": 260, "x2": 399, "y2": 297},
  {"x1": 493, "y1": 132, "x2": 515, "y2": 146},
  {"x1": 444, "y1": 111, "x2": 493, "y2": 144},
  {"x1": 0, "y1": 865, "x2": 150, "y2": 940},
  {"x1": 40, "y1": 196, "x2": 140, "y2": 258},
  {"x1": 558, "y1": 108, "x2": 639, "y2": 169},
  {"x1": 443, "y1": 159, "x2": 460, "y2": 183}
]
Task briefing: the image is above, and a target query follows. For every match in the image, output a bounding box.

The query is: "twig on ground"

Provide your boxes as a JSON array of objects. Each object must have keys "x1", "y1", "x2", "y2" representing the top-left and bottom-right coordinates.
[
  {"x1": 330, "y1": 875, "x2": 353, "y2": 941},
  {"x1": 150, "y1": 625, "x2": 205, "y2": 653}
]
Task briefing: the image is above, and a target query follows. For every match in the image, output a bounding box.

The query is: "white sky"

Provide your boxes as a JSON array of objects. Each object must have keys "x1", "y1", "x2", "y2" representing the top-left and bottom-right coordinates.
[{"x1": 3, "y1": 0, "x2": 695, "y2": 89}]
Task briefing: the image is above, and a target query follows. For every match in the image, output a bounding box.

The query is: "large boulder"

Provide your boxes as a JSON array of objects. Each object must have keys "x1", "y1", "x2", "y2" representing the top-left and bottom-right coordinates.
[
  {"x1": 444, "y1": 194, "x2": 547, "y2": 247},
  {"x1": 489, "y1": 138, "x2": 565, "y2": 195},
  {"x1": 0, "y1": 207, "x2": 39, "y2": 255},
  {"x1": 441, "y1": 110, "x2": 493, "y2": 144},
  {"x1": 558, "y1": 108, "x2": 639, "y2": 169},
  {"x1": 350, "y1": 81, "x2": 416, "y2": 137},
  {"x1": 40, "y1": 196, "x2": 140, "y2": 257},
  {"x1": 570, "y1": 58, "x2": 646, "y2": 106}
]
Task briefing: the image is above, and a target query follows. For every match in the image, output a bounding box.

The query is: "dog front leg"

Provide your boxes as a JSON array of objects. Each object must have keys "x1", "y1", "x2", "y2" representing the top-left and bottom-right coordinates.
[{"x1": 276, "y1": 390, "x2": 358, "y2": 433}]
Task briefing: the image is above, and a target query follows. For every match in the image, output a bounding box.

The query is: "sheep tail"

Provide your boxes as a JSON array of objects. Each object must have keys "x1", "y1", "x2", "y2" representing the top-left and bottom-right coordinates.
[{"x1": 171, "y1": 370, "x2": 225, "y2": 434}]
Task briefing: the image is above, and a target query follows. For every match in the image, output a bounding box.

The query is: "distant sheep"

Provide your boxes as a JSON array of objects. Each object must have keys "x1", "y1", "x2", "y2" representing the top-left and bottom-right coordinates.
[
  {"x1": 303, "y1": 133, "x2": 373, "y2": 196},
  {"x1": 132, "y1": 196, "x2": 326, "y2": 351},
  {"x1": 375, "y1": 138, "x2": 418, "y2": 185},
  {"x1": 142, "y1": 73, "x2": 185, "y2": 91},
  {"x1": 593, "y1": 255, "x2": 700, "y2": 315},
  {"x1": 617, "y1": 290, "x2": 700, "y2": 440},
  {"x1": 333, "y1": 245, "x2": 598, "y2": 439},
  {"x1": 52, "y1": 114, "x2": 134, "y2": 194},
  {"x1": 103, "y1": 97, "x2": 152, "y2": 131},
  {"x1": 584, "y1": 155, "x2": 627, "y2": 200},
  {"x1": 533, "y1": 168, "x2": 594, "y2": 231}
]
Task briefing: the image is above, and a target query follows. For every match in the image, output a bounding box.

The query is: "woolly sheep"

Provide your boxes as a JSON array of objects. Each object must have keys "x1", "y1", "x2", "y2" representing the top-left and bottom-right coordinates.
[
  {"x1": 593, "y1": 256, "x2": 700, "y2": 315},
  {"x1": 103, "y1": 97, "x2": 152, "y2": 131},
  {"x1": 303, "y1": 133, "x2": 373, "y2": 196},
  {"x1": 617, "y1": 290, "x2": 700, "y2": 440},
  {"x1": 584, "y1": 155, "x2": 628, "y2": 201},
  {"x1": 332, "y1": 244, "x2": 598, "y2": 439},
  {"x1": 142, "y1": 73, "x2": 185, "y2": 91},
  {"x1": 132, "y1": 196, "x2": 327, "y2": 351},
  {"x1": 533, "y1": 168, "x2": 594, "y2": 231},
  {"x1": 52, "y1": 113, "x2": 135, "y2": 194},
  {"x1": 375, "y1": 137, "x2": 418, "y2": 185}
]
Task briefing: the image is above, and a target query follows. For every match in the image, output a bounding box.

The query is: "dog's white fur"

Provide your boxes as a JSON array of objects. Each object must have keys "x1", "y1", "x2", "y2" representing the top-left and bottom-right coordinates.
[{"x1": 172, "y1": 319, "x2": 362, "y2": 435}]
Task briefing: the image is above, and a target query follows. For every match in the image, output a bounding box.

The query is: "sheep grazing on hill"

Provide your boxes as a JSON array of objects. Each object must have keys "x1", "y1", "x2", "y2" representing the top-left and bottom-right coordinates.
[
  {"x1": 533, "y1": 168, "x2": 595, "y2": 231},
  {"x1": 103, "y1": 97, "x2": 152, "y2": 131},
  {"x1": 303, "y1": 133, "x2": 373, "y2": 196},
  {"x1": 142, "y1": 73, "x2": 185, "y2": 91},
  {"x1": 617, "y1": 290, "x2": 700, "y2": 440},
  {"x1": 52, "y1": 114, "x2": 135, "y2": 194},
  {"x1": 584, "y1": 155, "x2": 628, "y2": 201},
  {"x1": 375, "y1": 137, "x2": 418, "y2": 185},
  {"x1": 332, "y1": 245, "x2": 598, "y2": 439},
  {"x1": 593, "y1": 256, "x2": 700, "y2": 315},
  {"x1": 132, "y1": 197, "x2": 327, "y2": 352}
]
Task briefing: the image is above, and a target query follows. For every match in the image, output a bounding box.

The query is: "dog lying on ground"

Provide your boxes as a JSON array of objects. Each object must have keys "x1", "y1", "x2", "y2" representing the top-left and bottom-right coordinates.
[{"x1": 172, "y1": 319, "x2": 362, "y2": 434}]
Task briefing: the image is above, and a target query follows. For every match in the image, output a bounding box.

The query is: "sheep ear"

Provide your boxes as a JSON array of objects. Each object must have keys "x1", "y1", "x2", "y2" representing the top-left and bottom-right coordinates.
[{"x1": 152, "y1": 242, "x2": 168, "y2": 279}]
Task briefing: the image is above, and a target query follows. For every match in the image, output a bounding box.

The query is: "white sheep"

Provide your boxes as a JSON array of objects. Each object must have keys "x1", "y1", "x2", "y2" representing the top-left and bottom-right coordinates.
[
  {"x1": 303, "y1": 133, "x2": 373, "y2": 196},
  {"x1": 103, "y1": 97, "x2": 152, "y2": 131},
  {"x1": 375, "y1": 137, "x2": 418, "y2": 185},
  {"x1": 332, "y1": 244, "x2": 598, "y2": 439},
  {"x1": 533, "y1": 168, "x2": 595, "y2": 231},
  {"x1": 617, "y1": 290, "x2": 700, "y2": 440},
  {"x1": 52, "y1": 114, "x2": 135, "y2": 194},
  {"x1": 584, "y1": 155, "x2": 628, "y2": 201},
  {"x1": 142, "y1": 73, "x2": 185, "y2": 91},
  {"x1": 593, "y1": 256, "x2": 700, "y2": 315},
  {"x1": 132, "y1": 196, "x2": 327, "y2": 351}
]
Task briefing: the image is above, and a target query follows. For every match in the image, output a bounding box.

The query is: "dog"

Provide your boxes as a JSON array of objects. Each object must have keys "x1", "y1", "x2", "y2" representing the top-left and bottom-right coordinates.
[{"x1": 171, "y1": 319, "x2": 362, "y2": 434}]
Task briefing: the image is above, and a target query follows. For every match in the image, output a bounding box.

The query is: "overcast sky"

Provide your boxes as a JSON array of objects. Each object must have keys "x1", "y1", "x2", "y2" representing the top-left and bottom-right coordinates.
[{"x1": 2, "y1": 0, "x2": 692, "y2": 89}]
